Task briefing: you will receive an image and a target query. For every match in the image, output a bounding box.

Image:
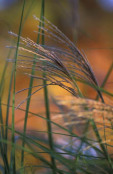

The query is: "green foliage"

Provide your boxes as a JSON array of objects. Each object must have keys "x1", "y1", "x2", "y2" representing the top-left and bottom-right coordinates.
[{"x1": 0, "y1": 0, "x2": 113, "y2": 174}]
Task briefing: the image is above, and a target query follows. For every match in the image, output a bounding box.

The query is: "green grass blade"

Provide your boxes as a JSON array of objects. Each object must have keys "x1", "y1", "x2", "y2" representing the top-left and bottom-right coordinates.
[
  {"x1": 90, "y1": 118, "x2": 113, "y2": 172},
  {"x1": 1, "y1": 47, "x2": 14, "y2": 162},
  {"x1": 5, "y1": 70, "x2": 13, "y2": 155},
  {"x1": 21, "y1": 0, "x2": 46, "y2": 170},
  {"x1": 0, "y1": 136, "x2": 65, "y2": 174},
  {"x1": 0, "y1": 62, "x2": 8, "y2": 97},
  {"x1": 41, "y1": 1, "x2": 57, "y2": 173},
  {"x1": 96, "y1": 62, "x2": 113, "y2": 100},
  {"x1": 2, "y1": 103, "x2": 105, "y2": 155},
  {"x1": 0, "y1": 57, "x2": 11, "y2": 173},
  {"x1": 76, "y1": 78, "x2": 113, "y2": 97},
  {"x1": 0, "y1": 117, "x2": 9, "y2": 173},
  {"x1": 0, "y1": 59, "x2": 9, "y2": 142},
  {"x1": 10, "y1": 0, "x2": 26, "y2": 173}
]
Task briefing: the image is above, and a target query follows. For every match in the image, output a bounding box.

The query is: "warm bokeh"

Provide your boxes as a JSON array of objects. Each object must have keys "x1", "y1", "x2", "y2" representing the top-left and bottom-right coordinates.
[{"x1": 0, "y1": 0, "x2": 113, "y2": 131}]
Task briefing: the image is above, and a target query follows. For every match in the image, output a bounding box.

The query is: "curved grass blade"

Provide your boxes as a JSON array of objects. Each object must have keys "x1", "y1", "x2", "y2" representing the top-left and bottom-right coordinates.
[
  {"x1": 96, "y1": 62, "x2": 113, "y2": 100},
  {"x1": 10, "y1": 0, "x2": 26, "y2": 173},
  {"x1": 20, "y1": 0, "x2": 46, "y2": 170}
]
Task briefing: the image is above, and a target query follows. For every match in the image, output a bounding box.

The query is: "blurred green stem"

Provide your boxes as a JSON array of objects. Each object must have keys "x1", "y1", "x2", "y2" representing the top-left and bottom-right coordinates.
[
  {"x1": 96, "y1": 62, "x2": 113, "y2": 100},
  {"x1": 11, "y1": 0, "x2": 26, "y2": 173}
]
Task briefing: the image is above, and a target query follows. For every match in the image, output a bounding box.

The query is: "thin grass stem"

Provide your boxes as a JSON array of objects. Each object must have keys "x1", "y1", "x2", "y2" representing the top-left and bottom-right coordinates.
[
  {"x1": 41, "y1": 1, "x2": 57, "y2": 173},
  {"x1": 10, "y1": 0, "x2": 26, "y2": 173},
  {"x1": 20, "y1": 0, "x2": 47, "y2": 170},
  {"x1": 96, "y1": 62, "x2": 113, "y2": 100}
]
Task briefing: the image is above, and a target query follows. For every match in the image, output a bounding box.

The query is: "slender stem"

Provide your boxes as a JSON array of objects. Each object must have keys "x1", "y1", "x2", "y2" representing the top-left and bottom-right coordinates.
[
  {"x1": 20, "y1": 0, "x2": 47, "y2": 170},
  {"x1": 0, "y1": 99, "x2": 10, "y2": 174},
  {"x1": 10, "y1": 0, "x2": 26, "y2": 173},
  {"x1": 41, "y1": 1, "x2": 57, "y2": 173},
  {"x1": 96, "y1": 63, "x2": 113, "y2": 100},
  {"x1": 91, "y1": 119, "x2": 113, "y2": 173}
]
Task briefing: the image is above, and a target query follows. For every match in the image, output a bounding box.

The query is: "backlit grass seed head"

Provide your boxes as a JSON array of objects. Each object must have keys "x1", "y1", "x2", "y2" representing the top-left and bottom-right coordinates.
[
  {"x1": 8, "y1": 17, "x2": 113, "y2": 133},
  {"x1": 9, "y1": 16, "x2": 113, "y2": 133},
  {"x1": 9, "y1": 16, "x2": 104, "y2": 101},
  {"x1": 8, "y1": 16, "x2": 113, "y2": 170}
]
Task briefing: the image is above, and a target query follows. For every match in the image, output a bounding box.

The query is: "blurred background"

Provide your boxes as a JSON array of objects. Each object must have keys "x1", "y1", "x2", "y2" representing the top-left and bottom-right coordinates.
[{"x1": 0, "y1": 0, "x2": 113, "y2": 136}]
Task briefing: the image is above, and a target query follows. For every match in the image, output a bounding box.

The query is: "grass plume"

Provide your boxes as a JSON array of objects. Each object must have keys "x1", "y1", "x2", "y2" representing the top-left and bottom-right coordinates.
[{"x1": 2, "y1": 12, "x2": 113, "y2": 174}]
